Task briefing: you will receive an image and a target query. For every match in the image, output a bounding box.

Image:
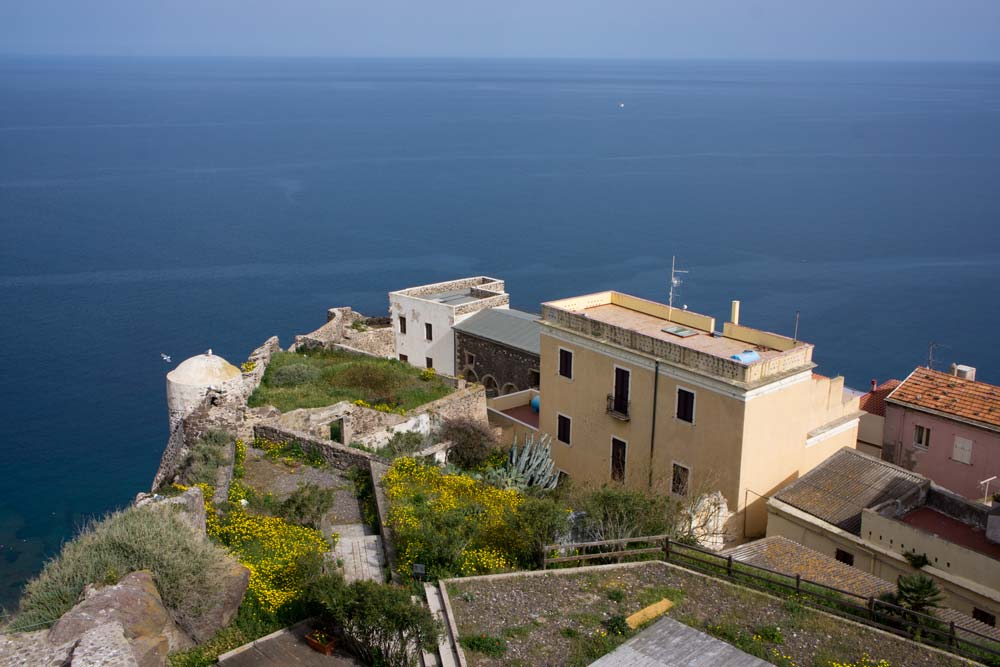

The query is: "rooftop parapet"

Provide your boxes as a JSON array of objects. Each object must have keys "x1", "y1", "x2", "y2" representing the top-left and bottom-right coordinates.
[{"x1": 541, "y1": 291, "x2": 813, "y2": 387}]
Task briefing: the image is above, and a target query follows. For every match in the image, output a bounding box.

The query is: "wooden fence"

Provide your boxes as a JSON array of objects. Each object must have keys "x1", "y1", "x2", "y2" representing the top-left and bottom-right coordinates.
[{"x1": 543, "y1": 536, "x2": 1000, "y2": 666}]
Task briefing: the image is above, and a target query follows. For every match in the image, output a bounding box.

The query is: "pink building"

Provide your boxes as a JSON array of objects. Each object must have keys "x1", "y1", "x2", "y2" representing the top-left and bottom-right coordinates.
[{"x1": 884, "y1": 366, "x2": 1000, "y2": 501}]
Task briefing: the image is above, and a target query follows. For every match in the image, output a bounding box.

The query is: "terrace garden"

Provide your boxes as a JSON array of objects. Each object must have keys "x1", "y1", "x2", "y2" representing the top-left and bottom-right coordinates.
[
  {"x1": 248, "y1": 348, "x2": 453, "y2": 413},
  {"x1": 446, "y1": 562, "x2": 972, "y2": 667}
]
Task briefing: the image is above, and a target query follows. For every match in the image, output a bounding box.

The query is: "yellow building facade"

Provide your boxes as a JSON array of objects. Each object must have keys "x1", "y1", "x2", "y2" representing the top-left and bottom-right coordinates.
[{"x1": 537, "y1": 291, "x2": 861, "y2": 538}]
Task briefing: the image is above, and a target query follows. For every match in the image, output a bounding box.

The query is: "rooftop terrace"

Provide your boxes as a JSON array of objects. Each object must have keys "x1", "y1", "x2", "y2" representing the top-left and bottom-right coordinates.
[
  {"x1": 390, "y1": 276, "x2": 508, "y2": 313},
  {"x1": 541, "y1": 292, "x2": 814, "y2": 387},
  {"x1": 901, "y1": 506, "x2": 1000, "y2": 561}
]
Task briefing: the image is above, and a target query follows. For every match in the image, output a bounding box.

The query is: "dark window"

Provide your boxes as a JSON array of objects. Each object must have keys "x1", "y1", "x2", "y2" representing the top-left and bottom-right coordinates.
[
  {"x1": 671, "y1": 463, "x2": 689, "y2": 496},
  {"x1": 611, "y1": 438, "x2": 626, "y2": 482},
  {"x1": 557, "y1": 414, "x2": 571, "y2": 444},
  {"x1": 974, "y1": 608, "x2": 997, "y2": 627},
  {"x1": 425, "y1": 357, "x2": 433, "y2": 369},
  {"x1": 677, "y1": 388, "x2": 695, "y2": 423},
  {"x1": 835, "y1": 549, "x2": 855, "y2": 567},
  {"x1": 530, "y1": 369, "x2": 540, "y2": 387},
  {"x1": 613, "y1": 368, "x2": 630, "y2": 416},
  {"x1": 399, "y1": 316, "x2": 407, "y2": 334},
  {"x1": 559, "y1": 348, "x2": 573, "y2": 379},
  {"x1": 399, "y1": 354, "x2": 408, "y2": 362},
  {"x1": 425, "y1": 323, "x2": 433, "y2": 340},
  {"x1": 914, "y1": 425, "x2": 930, "y2": 449},
  {"x1": 465, "y1": 352, "x2": 475, "y2": 366}
]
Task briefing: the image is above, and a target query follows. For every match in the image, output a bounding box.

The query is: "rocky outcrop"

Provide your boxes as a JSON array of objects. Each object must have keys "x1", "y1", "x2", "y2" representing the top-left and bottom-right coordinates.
[
  {"x1": 134, "y1": 486, "x2": 207, "y2": 538},
  {"x1": 186, "y1": 559, "x2": 249, "y2": 644},
  {"x1": 0, "y1": 629, "x2": 74, "y2": 667},
  {"x1": 48, "y1": 571, "x2": 191, "y2": 663},
  {"x1": 290, "y1": 306, "x2": 395, "y2": 358},
  {"x1": 71, "y1": 622, "x2": 139, "y2": 667}
]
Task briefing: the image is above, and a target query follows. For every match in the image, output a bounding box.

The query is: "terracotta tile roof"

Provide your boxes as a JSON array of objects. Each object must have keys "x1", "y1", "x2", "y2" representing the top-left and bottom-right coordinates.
[
  {"x1": 772, "y1": 448, "x2": 926, "y2": 535},
  {"x1": 887, "y1": 367, "x2": 1000, "y2": 431},
  {"x1": 725, "y1": 536, "x2": 894, "y2": 599},
  {"x1": 859, "y1": 379, "x2": 901, "y2": 417}
]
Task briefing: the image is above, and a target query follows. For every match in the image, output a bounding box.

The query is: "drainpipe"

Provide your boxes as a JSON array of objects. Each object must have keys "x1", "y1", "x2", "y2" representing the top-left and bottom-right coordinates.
[{"x1": 648, "y1": 360, "x2": 660, "y2": 489}]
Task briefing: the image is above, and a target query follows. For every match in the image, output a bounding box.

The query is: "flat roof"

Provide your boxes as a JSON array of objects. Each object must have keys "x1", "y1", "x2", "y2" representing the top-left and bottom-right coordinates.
[
  {"x1": 453, "y1": 308, "x2": 540, "y2": 355},
  {"x1": 901, "y1": 506, "x2": 1000, "y2": 561},
  {"x1": 422, "y1": 288, "x2": 482, "y2": 306}
]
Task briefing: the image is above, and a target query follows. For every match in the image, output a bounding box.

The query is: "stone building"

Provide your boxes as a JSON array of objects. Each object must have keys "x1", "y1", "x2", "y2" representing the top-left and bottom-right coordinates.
[
  {"x1": 389, "y1": 276, "x2": 509, "y2": 376},
  {"x1": 165, "y1": 350, "x2": 243, "y2": 433},
  {"x1": 537, "y1": 292, "x2": 862, "y2": 538},
  {"x1": 453, "y1": 307, "x2": 540, "y2": 397}
]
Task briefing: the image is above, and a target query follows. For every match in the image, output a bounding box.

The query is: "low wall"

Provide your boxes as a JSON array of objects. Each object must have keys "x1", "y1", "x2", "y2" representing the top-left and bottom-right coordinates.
[
  {"x1": 254, "y1": 423, "x2": 384, "y2": 471},
  {"x1": 240, "y1": 336, "x2": 280, "y2": 400},
  {"x1": 370, "y1": 460, "x2": 402, "y2": 584},
  {"x1": 291, "y1": 307, "x2": 395, "y2": 358}
]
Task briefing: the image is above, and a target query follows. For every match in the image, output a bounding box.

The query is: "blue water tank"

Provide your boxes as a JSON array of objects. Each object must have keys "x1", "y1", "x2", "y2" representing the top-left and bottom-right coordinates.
[
  {"x1": 530, "y1": 395, "x2": 541, "y2": 413},
  {"x1": 730, "y1": 350, "x2": 761, "y2": 364}
]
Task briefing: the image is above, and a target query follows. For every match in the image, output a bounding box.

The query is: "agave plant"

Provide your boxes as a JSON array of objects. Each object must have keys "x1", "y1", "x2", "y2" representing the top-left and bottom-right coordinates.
[{"x1": 485, "y1": 433, "x2": 559, "y2": 491}]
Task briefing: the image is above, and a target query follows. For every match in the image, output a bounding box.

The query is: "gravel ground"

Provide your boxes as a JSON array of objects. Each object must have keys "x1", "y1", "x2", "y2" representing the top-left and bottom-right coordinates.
[
  {"x1": 243, "y1": 448, "x2": 363, "y2": 526},
  {"x1": 445, "y1": 562, "x2": 973, "y2": 667}
]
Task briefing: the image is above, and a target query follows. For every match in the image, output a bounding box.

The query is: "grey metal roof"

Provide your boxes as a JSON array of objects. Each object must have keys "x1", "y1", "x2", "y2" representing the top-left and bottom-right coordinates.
[
  {"x1": 772, "y1": 448, "x2": 926, "y2": 535},
  {"x1": 453, "y1": 308, "x2": 540, "y2": 355},
  {"x1": 588, "y1": 616, "x2": 770, "y2": 667}
]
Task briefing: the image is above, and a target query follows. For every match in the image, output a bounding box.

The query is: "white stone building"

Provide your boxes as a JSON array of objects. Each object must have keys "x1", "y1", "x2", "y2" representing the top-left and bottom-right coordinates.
[
  {"x1": 388, "y1": 277, "x2": 509, "y2": 376},
  {"x1": 165, "y1": 350, "x2": 243, "y2": 432}
]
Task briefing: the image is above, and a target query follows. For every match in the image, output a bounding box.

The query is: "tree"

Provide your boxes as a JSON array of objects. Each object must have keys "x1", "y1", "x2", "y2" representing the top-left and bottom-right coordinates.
[
  {"x1": 439, "y1": 418, "x2": 498, "y2": 471},
  {"x1": 881, "y1": 573, "x2": 944, "y2": 615}
]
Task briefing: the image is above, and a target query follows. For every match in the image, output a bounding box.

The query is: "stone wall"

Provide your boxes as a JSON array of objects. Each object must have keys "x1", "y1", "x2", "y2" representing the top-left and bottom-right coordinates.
[
  {"x1": 290, "y1": 307, "x2": 395, "y2": 358},
  {"x1": 239, "y1": 336, "x2": 279, "y2": 400},
  {"x1": 454, "y1": 331, "x2": 539, "y2": 396},
  {"x1": 253, "y1": 423, "x2": 384, "y2": 471},
  {"x1": 369, "y1": 460, "x2": 402, "y2": 584}
]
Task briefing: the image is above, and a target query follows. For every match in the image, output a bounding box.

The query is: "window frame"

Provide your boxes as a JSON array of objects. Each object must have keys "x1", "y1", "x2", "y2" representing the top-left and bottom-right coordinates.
[
  {"x1": 676, "y1": 387, "x2": 696, "y2": 424},
  {"x1": 952, "y1": 436, "x2": 973, "y2": 465},
  {"x1": 399, "y1": 353, "x2": 408, "y2": 363},
  {"x1": 558, "y1": 347, "x2": 574, "y2": 380},
  {"x1": 557, "y1": 413, "x2": 572, "y2": 445},
  {"x1": 399, "y1": 316, "x2": 407, "y2": 335},
  {"x1": 424, "y1": 322, "x2": 433, "y2": 341},
  {"x1": 425, "y1": 357, "x2": 434, "y2": 369},
  {"x1": 610, "y1": 437, "x2": 627, "y2": 483},
  {"x1": 913, "y1": 424, "x2": 931, "y2": 450},
  {"x1": 974, "y1": 607, "x2": 997, "y2": 628},
  {"x1": 465, "y1": 351, "x2": 475, "y2": 366},
  {"x1": 671, "y1": 461, "x2": 690, "y2": 497},
  {"x1": 612, "y1": 365, "x2": 631, "y2": 416},
  {"x1": 835, "y1": 548, "x2": 856, "y2": 567}
]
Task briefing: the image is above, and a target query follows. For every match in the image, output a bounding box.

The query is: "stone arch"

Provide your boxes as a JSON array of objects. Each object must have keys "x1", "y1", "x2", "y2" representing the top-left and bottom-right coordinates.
[
  {"x1": 482, "y1": 375, "x2": 499, "y2": 398},
  {"x1": 500, "y1": 382, "x2": 518, "y2": 396},
  {"x1": 464, "y1": 368, "x2": 479, "y2": 384}
]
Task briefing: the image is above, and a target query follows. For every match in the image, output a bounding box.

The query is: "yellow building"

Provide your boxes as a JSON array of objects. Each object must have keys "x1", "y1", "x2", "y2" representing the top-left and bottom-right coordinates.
[{"x1": 537, "y1": 291, "x2": 861, "y2": 539}]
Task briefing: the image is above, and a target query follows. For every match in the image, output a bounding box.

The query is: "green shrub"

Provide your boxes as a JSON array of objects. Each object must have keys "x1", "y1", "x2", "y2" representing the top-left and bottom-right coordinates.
[
  {"x1": 381, "y1": 430, "x2": 430, "y2": 459},
  {"x1": 513, "y1": 496, "x2": 570, "y2": 567},
  {"x1": 459, "y1": 634, "x2": 507, "y2": 657},
  {"x1": 603, "y1": 615, "x2": 630, "y2": 636},
  {"x1": 279, "y1": 483, "x2": 335, "y2": 529},
  {"x1": 11, "y1": 505, "x2": 234, "y2": 635},
  {"x1": 575, "y1": 485, "x2": 673, "y2": 542},
  {"x1": 439, "y1": 418, "x2": 498, "y2": 471},
  {"x1": 310, "y1": 575, "x2": 439, "y2": 667},
  {"x1": 184, "y1": 430, "x2": 231, "y2": 486},
  {"x1": 606, "y1": 588, "x2": 625, "y2": 602},
  {"x1": 270, "y1": 363, "x2": 321, "y2": 387}
]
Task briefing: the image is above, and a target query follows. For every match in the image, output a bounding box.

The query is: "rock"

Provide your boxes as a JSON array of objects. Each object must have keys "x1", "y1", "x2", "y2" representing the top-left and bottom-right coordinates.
[
  {"x1": 134, "y1": 487, "x2": 207, "y2": 538},
  {"x1": 184, "y1": 559, "x2": 250, "y2": 644},
  {"x1": 49, "y1": 570, "x2": 192, "y2": 661},
  {"x1": 0, "y1": 629, "x2": 74, "y2": 667},
  {"x1": 71, "y1": 621, "x2": 139, "y2": 667}
]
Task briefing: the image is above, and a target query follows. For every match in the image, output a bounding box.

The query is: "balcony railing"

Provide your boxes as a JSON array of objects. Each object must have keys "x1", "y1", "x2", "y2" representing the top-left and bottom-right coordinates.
[{"x1": 606, "y1": 394, "x2": 630, "y2": 421}]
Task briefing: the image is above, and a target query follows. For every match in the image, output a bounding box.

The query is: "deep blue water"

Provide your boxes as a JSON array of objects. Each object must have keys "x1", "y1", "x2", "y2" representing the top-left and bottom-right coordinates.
[{"x1": 2, "y1": 57, "x2": 1000, "y2": 608}]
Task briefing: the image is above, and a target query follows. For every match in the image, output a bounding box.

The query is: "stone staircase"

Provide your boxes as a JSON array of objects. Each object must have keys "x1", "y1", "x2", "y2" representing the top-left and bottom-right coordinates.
[
  {"x1": 421, "y1": 583, "x2": 462, "y2": 667},
  {"x1": 332, "y1": 524, "x2": 386, "y2": 583}
]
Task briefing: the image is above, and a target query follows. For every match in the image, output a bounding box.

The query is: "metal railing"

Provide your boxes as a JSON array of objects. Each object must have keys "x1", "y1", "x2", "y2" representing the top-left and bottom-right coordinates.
[{"x1": 543, "y1": 536, "x2": 1000, "y2": 666}]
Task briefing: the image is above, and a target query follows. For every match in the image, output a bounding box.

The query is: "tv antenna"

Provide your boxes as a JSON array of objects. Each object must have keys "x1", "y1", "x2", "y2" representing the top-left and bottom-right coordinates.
[
  {"x1": 667, "y1": 256, "x2": 688, "y2": 320},
  {"x1": 928, "y1": 341, "x2": 948, "y2": 371}
]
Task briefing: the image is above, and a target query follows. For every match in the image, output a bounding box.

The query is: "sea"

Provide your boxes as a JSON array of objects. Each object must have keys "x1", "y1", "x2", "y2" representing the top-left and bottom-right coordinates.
[{"x1": 1, "y1": 57, "x2": 999, "y2": 609}]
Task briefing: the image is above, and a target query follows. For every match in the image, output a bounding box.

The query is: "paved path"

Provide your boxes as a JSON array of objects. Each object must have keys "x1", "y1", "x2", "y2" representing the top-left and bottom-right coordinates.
[
  {"x1": 219, "y1": 622, "x2": 364, "y2": 667},
  {"x1": 587, "y1": 616, "x2": 771, "y2": 667},
  {"x1": 332, "y1": 523, "x2": 385, "y2": 583}
]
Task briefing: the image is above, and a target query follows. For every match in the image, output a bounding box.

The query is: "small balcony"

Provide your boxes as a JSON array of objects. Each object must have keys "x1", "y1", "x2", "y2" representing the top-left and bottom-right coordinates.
[{"x1": 606, "y1": 394, "x2": 630, "y2": 421}]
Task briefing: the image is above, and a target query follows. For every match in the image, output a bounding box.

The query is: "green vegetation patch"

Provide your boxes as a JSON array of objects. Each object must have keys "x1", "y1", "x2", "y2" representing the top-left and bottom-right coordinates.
[
  {"x1": 9, "y1": 505, "x2": 234, "y2": 635},
  {"x1": 248, "y1": 349, "x2": 453, "y2": 413}
]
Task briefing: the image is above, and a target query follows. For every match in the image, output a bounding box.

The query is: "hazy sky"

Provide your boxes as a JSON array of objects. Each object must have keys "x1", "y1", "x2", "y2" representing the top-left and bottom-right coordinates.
[{"x1": 2, "y1": 1, "x2": 999, "y2": 61}]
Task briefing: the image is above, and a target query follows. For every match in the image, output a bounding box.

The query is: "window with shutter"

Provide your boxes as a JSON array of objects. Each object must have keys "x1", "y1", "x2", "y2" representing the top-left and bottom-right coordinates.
[{"x1": 952, "y1": 436, "x2": 973, "y2": 465}]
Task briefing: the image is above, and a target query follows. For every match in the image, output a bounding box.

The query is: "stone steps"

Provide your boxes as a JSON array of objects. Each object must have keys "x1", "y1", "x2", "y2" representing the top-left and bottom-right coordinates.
[
  {"x1": 424, "y1": 584, "x2": 460, "y2": 667},
  {"x1": 333, "y1": 528, "x2": 385, "y2": 583}
]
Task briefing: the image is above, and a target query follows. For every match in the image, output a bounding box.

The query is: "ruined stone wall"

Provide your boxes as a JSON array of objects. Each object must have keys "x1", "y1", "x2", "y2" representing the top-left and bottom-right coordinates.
[
  {"x1": 291, "y1": 307, "x2": 395, "y2": 358},
  {"x1": 454, "y1": 332, "x2": 539, "y2": 395},
  {"x1": 254, "y1": 423, "x2": 384, "y2": 471}
]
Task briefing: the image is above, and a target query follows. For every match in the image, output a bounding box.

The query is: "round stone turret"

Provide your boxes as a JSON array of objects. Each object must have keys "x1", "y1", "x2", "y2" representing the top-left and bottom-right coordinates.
[{"x1": 166, "y1": 349, "x2": 242, "y2": 432}]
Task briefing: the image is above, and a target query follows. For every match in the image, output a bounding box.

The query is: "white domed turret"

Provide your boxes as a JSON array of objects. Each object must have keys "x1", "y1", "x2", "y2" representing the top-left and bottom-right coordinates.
[{"x1": 166, "y1": 349, "x2": 242, "y2": 431}]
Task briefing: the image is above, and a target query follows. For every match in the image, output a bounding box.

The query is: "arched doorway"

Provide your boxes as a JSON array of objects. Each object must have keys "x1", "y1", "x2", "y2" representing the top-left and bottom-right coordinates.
[
  {"x1": 482, "y1": 375, "x2": 499, "y2": 398},
  {"x1": 500, "y1": 383, "x2": 518, "y2": 396},
  {"x1": 464, "y1": 369, "x2": 479, "y2": 384}
]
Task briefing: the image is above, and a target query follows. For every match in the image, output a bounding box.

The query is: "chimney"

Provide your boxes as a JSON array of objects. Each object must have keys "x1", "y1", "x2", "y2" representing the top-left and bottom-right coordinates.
[
  {"x1": 731, "y1": 300, "x2": 740, "y2": 326},
  {"x1": 955, "y1": 365, "x2": 977, "y2": 381},
  {"x1": 871, "y1": 379, "x2": 878, "y2": 391}
]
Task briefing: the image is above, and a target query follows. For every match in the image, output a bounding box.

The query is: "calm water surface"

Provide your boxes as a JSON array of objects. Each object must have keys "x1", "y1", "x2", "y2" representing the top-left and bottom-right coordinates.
[{"x1": 2, "y1": 57, "x2": 999, "y2": 607}]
